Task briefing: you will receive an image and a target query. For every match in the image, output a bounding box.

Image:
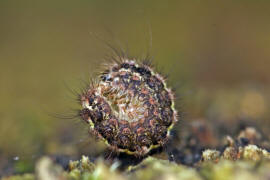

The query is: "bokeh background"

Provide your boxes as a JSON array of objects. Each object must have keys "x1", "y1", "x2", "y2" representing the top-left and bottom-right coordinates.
[{"x1": 1, "y1": 0, "x2": 270, "y2": 175}]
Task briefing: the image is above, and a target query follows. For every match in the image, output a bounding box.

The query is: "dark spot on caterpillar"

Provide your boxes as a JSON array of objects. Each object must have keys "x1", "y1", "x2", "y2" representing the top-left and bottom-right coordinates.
[
  {"x1": 135, "y1": 67, "x2": 151, "y2": 77},
  {"x1": 137, "y1": 135, "x2": 152, "y2": 147},
  {"x1": 121, "y1": 63, "x2": 130, "y2": 69}
]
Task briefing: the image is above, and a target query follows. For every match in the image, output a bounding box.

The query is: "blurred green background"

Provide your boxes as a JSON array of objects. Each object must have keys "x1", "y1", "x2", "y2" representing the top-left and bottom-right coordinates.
[{"x1": 1, "y1": 0, "x2": 270, "y2": 174}]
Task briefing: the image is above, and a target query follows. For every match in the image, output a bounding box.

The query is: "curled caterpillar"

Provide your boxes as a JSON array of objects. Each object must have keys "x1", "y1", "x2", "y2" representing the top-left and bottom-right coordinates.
[{"x1": 80, "y1": 57, "x2": 178, "y2": 156}]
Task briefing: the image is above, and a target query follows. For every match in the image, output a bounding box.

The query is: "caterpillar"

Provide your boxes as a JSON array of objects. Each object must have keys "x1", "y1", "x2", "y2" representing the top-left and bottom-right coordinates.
[{"x1": 79, "y1": 54, "x2": 178, "y2": 157}]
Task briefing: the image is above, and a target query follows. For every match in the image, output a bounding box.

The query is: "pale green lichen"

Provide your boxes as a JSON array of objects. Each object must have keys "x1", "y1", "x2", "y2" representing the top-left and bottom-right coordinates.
[
  {"x1": 2, "y1": 174, "x2": 34, "y2": 180},
  {"x1": 35, "y1": 157, "x2": 64, "y2": 180},
  {"x1": 240, "y1": 144, "x2": 270, "y2": 161},
  {"x1": 202, "y1": 149, "x2": 220, "y2": 162},
  {"x1": 222, "y1": 147, "x2": 238, "y2": 161},
  {"x1": 3, "y1": 154, "x2": 270, "y2": 180},
  {"x1": 201, "y1": 144, "x2": 270, "y2": 163},
  {"x1": 68, "y1": 155, "x2": 95, "y2": 179},
  {"x1": 129, "y1": 157, "x2": 202, "y2": 180},
  {"x1": 200, "y1": 160, "x2": 270, "y2": 180},
  {"x1": 3, "y1": 144, "x2": 270, "y2": 180}
]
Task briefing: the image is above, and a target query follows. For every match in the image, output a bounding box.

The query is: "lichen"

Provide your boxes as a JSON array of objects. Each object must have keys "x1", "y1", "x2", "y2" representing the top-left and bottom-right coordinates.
[
  {"x1": 3, "y1": 125, "x2": 270, "y2": 180},
  {"x1": 4, "y1": 153, "x2": 270, "y2": 180},
  {"x1": 202, "y1": 149, "x2": 220, "y2": 162}
]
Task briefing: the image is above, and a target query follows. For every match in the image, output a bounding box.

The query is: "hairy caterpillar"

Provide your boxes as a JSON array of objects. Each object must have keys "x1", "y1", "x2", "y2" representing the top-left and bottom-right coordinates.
[{"x1": 79, "y1": 52, "x2": 178, "y2": 157}]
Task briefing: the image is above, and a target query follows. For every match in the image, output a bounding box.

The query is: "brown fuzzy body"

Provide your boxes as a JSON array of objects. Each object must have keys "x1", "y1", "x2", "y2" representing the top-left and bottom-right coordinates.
[{"x1": 80, "y1": 59, "x2": 177, "y2": 156}]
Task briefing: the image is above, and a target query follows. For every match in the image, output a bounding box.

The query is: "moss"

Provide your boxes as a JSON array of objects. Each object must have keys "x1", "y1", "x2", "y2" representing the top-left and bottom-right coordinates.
[
  {"x1": 200, "y1": 160, "x2": 270, "y2": 180},
  {"x1": 130, "y1": 157, "x2": 202, "y2": 180},
  {"x1": 2, "y1": 174, "x2": 35, "y2": 180},
  {"x1": 4, "y1": 155, "x2": 270, "y2": 180},
  {"x1": 202, "y1": 149, "x2": 220, "y2": 162},
  {"x1": 222, "y1": 147, "x2": 238, "y2": 161},
  {"x1": 240, "y1": 145, "x2": 270, "y2": 161},
  {"x1": 67, "y1": 155, "x2": 96, "y2": 179},
  {"x1": 35, "y1": 157, "x2": 64, "y2": 180}
]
